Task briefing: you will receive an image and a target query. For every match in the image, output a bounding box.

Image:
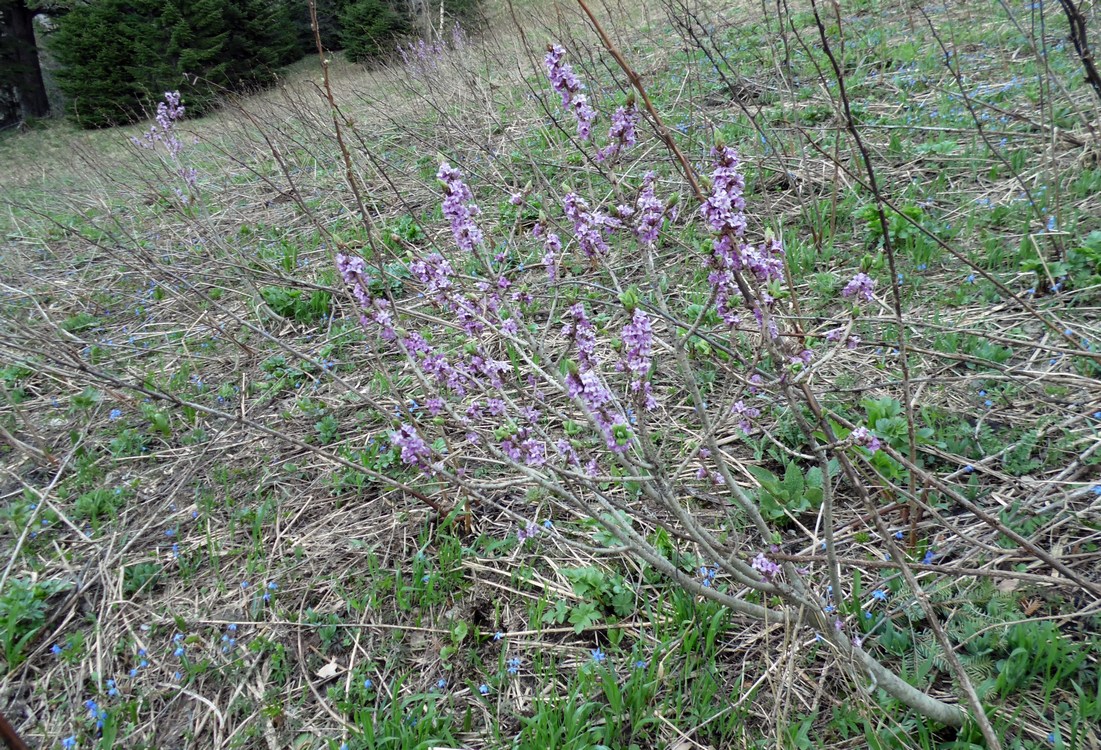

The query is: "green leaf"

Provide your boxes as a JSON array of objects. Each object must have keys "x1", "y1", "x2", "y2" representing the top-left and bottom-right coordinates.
[
  {"x1": 568, "y1": 602, "x2": 601, "y2": 633},
  {"x1": 782, "y1": 462, "x2": 805, "y2": 501}
]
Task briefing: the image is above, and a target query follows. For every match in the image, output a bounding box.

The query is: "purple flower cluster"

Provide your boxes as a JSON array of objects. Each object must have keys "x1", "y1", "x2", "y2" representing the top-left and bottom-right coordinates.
[
  {"x1": 701, "y1": 147, "x2": 786, "y2": 332},
  {"x1": 437, "y1": 163, "x2": 484, "y2": 253},
  {"x1": 730, "y1": 399, "x2": 761, "y2": 434},
  {"x1": 826, "y1": 326, "x2": 861, "y2": 350},
  {"x1": 409, "y1": 253, "x2": 455, "y2": 306},
  {"x1": 563, "y1": 304, "x2": 631, "y2": 452},
  {"x1": 517, "y1": 519, "x2": 552, "y2": 542},
  {"x1": 500, "y1": 424, "x2": 547, "y2": 467},
  {"x1": 634, "y1": 172, "x2": 666, "y2": 247},
  {"x1": 701, "y1": 146, "x2": 747, "y2": 236},
  {"x1": 850, "y1": 426, "x2": 882, "y2": 453},
  {"x1": 132, "y1": 91, "x2": 196, "y2": 190},
  {"x1": 619, "y1": 308, "x2": 657, "y2": 410},
  {"x1": 842, "y1": 272, "x2": 876, "y2": 303},
  {"x1": 751, "y1": 552, "x2": 781, "y2": 581},
  {"x1": 543, "y1": 231, "x2": 561, "y2": 281},
  {"x1": 596, "y1": 103, "x2": 639, "y2": 162},
  {"x1": 701, "y1": 147, "x2": 748, "y2": 326},
  {"x1": 563, "y1": 192, "x2": 620, "y2": 261},
  {"x1": 336, "y1": 252, "x2": 397, "y2": 339},
  {"x1": 398, "y1": 38, "x2": 444, "y2": 78},
  {"x1": 391, "y1": 423, "x2": 431, "y2": 467},
  {"x1": 544, "y1": 44, "x2": 596, "y2": 141},
  {"x1": 695, "y1": 447, "x2": 725, "y2": 485}
]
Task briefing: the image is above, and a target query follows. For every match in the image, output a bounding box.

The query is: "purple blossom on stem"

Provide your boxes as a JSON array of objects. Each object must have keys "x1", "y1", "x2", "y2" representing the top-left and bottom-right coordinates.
[
  {"x1": 730, "y1": 400, "x2": 761, "y2": 434},
  {"x1": 701, "y1": 146, "x2": 747, "y2": 236},
  {"x1": 409, "y1": 253, "x2": 456, "y2": 306},
  {"x1": 391, "y1": 423, "x2": 431, "y2": 468},
  {"x1": 437, "y1": 163, "x2": 484, "y2": 253},
  {"x1": 619, "y1": 309, "x2": 655, "y2": 407},
  {"x1": 596, "y1": 103, "x2": 639, "y2": 162},
  {"x1": 850, "y1": 426, "x2": 882, "y2": 453},
  {"x1": 634, "y1": 171, "x2": 665, "y2": 247},
  {"x1": 563, "y1": 192, "x2": 620, "y2": 261},
  {"x1": 842, "y1": 272, "x2": 876, "y2": 303},
  {"x1": 563, "y1": 304, "x2": 631, "y2": 452},
  {"x1": 751, "y1": 552, "x2": 781, "y2": 581},
  {"x1": 544, "y1": 43, "x2": 596, "y2": 141},
  {"x1": 543, "y1": 232, "x2": 561, "y2": 281},
  {"x1": 133, "y1": 91, "x2": 196, "y2": 189},
  {"x1": 545, "y1": 44, "x2": 583, "y2": 105}
]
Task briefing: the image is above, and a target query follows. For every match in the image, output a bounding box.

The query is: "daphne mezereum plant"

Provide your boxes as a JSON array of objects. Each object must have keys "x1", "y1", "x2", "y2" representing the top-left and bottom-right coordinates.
[{"x1": 331, "y1": 42, "x2": 971, "y2": 728}]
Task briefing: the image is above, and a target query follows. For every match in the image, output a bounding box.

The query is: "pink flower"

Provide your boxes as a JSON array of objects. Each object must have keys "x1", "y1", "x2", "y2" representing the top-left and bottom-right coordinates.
[{"x1": 842, "y1": 272, "x2": 876, "y2": 303}]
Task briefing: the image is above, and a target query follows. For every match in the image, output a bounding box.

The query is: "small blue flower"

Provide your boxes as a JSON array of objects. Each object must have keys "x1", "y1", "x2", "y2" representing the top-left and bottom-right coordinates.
[
  {"x1": 106, "y1": 679, "x2": 118, "y2": 697},
  {"x1": 340, "y1": 744, "x2": 349, "y2": 750},
  {"x1": 62, "y1": 737, "x2": 76, "y2": 749},
  {"x1": 174, "y1": 647, "x2": 184, "y2": 657},
  {"x1": 634, "y1": 659, "x2": 648, "y2": 669},
  {"x1": 109, "y1": 409, "x2": 122, "y2": 420},
  {"x1": 591, "y1": 648, "x2": 606, "y2": 663},
  {"x1": 542, "y1": 519, "x2": 553, "y2": 529},
  {"x1": 173, "y1": 671, "x2": 182, "y2": 681},
  {"x1": 240, "y1": 581, "x2": 249, "y2": 589},
  {"x1": 984, "y1": 400, "x2": 993, "y2": 408},
  {"x1": 436, "y1": 678, "x2": 447, "y2": 689},
  {"x1": 964, "y1": 465, "x2": 974, "y2": 473},
  {"x1": 129, "y1": 668, "x2": 138, "y2": 678},
  {"x1": 893, "y1": 531, "x2": 903, "y2": 540},
  {"x1": 923, "y1": 549, "x2": 935, "y2": 564},
  {"x1": 966, "y1": 273, "x2": 975, "y2": 283},
  {"x1": 507, "y1": 657, "x2": 521, "y2": 675},
  {"x1": 478, "y1": 683, "x2": 489, "y2": 695},
  {"x1": 165, "y1": 529, "x2": 175, "y2": 537},
  {"x1": 493, "y1": 631, "x2": 504, "y2": 641},
  {"x1": 872, "y1": 590, "x2": 888, "y2": 601},
  {"x1": 51, "y1": 643, "x2": 63, "y2": 656},
  {"x1": 227, "y1": 623, "x2": 237, "y2": 632},
  {"x1": 363, "y1": 678, "x2": 373, "y2": 689},
  {"x1": 864, "y1": 611, "x2": 873, "y2": 619}
]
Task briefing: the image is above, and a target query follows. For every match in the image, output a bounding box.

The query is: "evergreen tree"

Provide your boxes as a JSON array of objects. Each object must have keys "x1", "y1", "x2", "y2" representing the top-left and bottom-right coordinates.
[
  {"x1": 51, "y1": 0, "x2": 166, "y2": 128},
  {"x1": 221, "y1": 0, "x2": 298, "y2": 88},
  {"x1": 163, "y1": 0, "x2": 230, "y2": 113},
  {"x1": 340, "y1": 0, "x2": 406, "y2": 63}
]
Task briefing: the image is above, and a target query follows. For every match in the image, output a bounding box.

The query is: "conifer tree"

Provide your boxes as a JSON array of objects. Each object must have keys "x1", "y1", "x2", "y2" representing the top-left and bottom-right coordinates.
[
  {"x1": 340, "y1": 0, "x2": 406, "y2": 63},
  {"x1": 163, "y1": 0, "x2": 230, "y2": 113},
  {"x1": 51, "y1": 0, "x2": 165, "y2": 128}
]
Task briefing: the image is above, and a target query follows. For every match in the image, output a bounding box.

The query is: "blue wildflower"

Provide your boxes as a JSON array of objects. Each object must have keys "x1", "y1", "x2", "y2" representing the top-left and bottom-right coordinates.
[
  {"x1": 591, "y1": 648, "x2": 606, "y2": 663},
  {"x1": 479, "y1": 684, "x2": 489, "y2": 695}
]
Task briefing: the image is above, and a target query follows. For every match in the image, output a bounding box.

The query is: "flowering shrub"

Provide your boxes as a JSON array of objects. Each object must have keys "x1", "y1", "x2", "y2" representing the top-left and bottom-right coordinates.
[{"x1": 318, "y1": 39, "x2": 998, "y2": 728}]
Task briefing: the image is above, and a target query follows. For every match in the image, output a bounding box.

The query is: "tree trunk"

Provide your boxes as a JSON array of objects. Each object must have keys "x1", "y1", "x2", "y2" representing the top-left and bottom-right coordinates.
[{"x1": 3, "y1": 1, "x2": 50, "y2": 119}]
